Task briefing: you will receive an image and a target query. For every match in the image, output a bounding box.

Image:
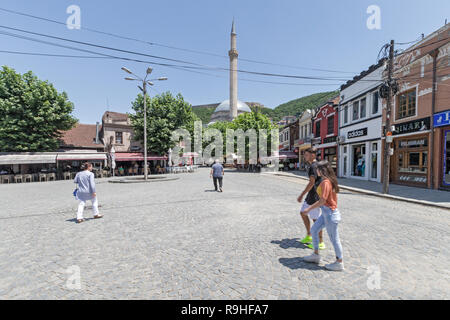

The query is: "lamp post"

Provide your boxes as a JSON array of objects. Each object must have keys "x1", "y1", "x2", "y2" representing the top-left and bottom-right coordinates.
[{"x1": 121, "y1": 67, "x2": 167, "y2": 181}]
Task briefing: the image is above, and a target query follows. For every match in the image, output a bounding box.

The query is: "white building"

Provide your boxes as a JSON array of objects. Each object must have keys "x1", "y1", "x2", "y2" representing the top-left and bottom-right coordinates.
[{"x1": 338, "y1": 60, "x2": 385, "y2": 182}]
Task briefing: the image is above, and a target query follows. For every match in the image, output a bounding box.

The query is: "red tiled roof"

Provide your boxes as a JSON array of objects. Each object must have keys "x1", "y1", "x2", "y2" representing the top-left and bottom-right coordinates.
[
  {"x1": 60, "y1": 123, "x2": 103, "y2": 148},
  {"x1": 102, "y1": 111, "x2": 129, "y2": 122}
]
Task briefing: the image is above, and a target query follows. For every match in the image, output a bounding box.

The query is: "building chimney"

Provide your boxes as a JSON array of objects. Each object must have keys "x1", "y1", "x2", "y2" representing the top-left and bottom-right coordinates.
[{"x1": 95, "y1": 122, "x2": 100, "y2": 144}]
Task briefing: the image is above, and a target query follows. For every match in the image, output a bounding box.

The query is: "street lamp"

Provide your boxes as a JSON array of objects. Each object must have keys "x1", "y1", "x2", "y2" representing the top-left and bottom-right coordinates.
[{"x1": 122, "y1": 66, "x2": 167, "y2": 181}]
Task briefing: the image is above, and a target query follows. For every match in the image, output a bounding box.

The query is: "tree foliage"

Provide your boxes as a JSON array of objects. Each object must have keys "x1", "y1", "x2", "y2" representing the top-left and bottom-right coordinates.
[
  {"x1": 0, "y1": 66, "x2": 77, "y2": 152},
  {"x1": 129, "y1": 91, "x2": 199, "y2": 155}
]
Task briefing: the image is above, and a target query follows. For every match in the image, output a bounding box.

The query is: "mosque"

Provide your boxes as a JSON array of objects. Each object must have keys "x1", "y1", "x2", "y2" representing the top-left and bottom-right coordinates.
[{"x1": 202, "y1": 20, "x2": 253, "y2": 126}]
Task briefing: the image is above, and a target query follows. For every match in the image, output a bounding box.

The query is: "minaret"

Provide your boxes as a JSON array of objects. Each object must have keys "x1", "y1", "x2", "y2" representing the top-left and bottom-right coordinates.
[{"x1": 229, "y1": 19, "x2": 238, "y2": 120}]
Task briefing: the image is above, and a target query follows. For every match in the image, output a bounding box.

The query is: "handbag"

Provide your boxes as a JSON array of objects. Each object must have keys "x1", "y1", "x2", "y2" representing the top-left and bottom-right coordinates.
[{"x1": 73, "y1": 188, "x2": 78, "y2": 199}]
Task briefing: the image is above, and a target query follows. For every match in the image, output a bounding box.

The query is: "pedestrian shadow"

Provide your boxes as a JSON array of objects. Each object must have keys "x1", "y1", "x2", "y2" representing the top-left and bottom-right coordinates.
[
  {"x1": 271, "y1": 238, "x2": 308, "y2": 249},
  {"x1": 278, "y1": 257, "x2": 324, "y2": 271},
  {"x1": 204, "y1": 189, "x2": 218, "y2": 192},
  {"x1": 66, "y1": 217, "x2": 95, "y2": 223}
]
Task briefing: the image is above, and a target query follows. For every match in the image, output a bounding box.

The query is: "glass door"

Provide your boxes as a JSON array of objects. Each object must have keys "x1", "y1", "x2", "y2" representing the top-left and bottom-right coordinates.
[
  {"x1": 370, "y1": 142, "x2": 378, "y2": 181},
  {"x1": 444, "y1": 130, "x2": 450, "y2": 186}
]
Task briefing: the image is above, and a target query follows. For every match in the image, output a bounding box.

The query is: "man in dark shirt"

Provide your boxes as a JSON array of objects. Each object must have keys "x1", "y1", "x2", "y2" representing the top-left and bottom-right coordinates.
[
  {"x1": 297, "y1": 148, "x2": 325, "y2": 249},
  {"x1": 210, "y1": 159, "x2": 224, "y2": 192}
]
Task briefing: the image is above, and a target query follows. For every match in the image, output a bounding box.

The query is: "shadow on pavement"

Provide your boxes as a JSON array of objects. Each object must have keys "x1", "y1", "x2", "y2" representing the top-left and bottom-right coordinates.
[
  {"x1": 271, "y1": 238, "x2": 308, "y2": 249},
  {"x1": 279, "y1": 257, "x2": 324, "y2": 271}
]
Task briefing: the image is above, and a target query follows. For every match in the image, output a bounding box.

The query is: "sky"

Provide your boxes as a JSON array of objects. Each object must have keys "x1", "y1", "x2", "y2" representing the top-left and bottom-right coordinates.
[{"x1": 0, "y1": 0, "x2": 449, "y2": 124}]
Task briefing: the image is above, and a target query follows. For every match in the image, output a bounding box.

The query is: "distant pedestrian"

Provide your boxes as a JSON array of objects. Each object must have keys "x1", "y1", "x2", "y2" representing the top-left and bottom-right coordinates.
[
  {"x1": 74, "y1": 162, "x2": 103, "y2": 223},
  {"x1": 303, "y1": 160, "x2": 344, "y2": 271},
  {"x1": 297, "y1": 147, "x2": 325, "y2": 250},
  {"x1": 210, "y1": 159, "x2": 224, "y2": 192}
]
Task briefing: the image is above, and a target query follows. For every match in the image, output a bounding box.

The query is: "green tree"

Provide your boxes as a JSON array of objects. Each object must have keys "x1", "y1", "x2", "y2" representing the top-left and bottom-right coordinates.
[
  {"x1": 129, "y1": 91, "x2": 199, "y2": 155},
  {"x1": 0, "y1": 66, "x2": 77, "y2": 151}
]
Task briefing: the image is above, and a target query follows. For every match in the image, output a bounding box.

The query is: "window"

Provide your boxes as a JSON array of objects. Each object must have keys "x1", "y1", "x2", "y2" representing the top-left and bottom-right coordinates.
[
  {"x1": 115, "y1": 132, "x2": 123, "y2": 144},
  {"x1": 315, "y1": 121, "x2": 321, "y2": 138},
  {"x1": 327, "y1": 115, "x2": 334, "y2": 134},
  {"x1": 352, "y1": 101, "x2": 359, "y2": 121},
  {"x1": 360, "y1": 98, "x2": 366, "y2": 119},
  {"x1": 397, "y1": 89, "x2": 416, "y2": 119},
  {"x1": 372, "y1": 91, "x2": 379, "y2": 114},
  {"x1": 344, "y1": 105, "x2": 348, "y2": 124}
]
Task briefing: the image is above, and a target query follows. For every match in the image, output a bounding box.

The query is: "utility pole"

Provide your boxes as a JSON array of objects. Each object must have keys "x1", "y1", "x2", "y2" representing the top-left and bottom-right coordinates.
[
  {"x1": 143, "y1": 81, "x2": 148, "y2": 181},
  {"x1": 382, "y1": 40, "x2": 395, "y2": 194}
]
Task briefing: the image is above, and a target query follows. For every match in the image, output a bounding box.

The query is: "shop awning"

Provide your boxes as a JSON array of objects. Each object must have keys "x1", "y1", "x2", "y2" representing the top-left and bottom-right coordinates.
[
  {"x1": 56, "y1": 153, "x2": 107, "y2": 161},
  {"x1": 0, "y1": 153, "x2": 57, "y2": 165},
  {"x1": 279, "y1": 151, "x2": 298, "y2": 159},
  {"x1": 114, "y1": 153, "x2": 167, "y2": 162}
]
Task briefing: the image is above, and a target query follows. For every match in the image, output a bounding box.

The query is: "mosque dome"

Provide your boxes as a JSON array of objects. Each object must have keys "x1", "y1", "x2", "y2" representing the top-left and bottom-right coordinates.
[
  {"x1": 208, "y1": 100, "x2": 251, "y2": 125},
  {"x1": 214, "y1": 99, "x2": 251, "y2": 113}
]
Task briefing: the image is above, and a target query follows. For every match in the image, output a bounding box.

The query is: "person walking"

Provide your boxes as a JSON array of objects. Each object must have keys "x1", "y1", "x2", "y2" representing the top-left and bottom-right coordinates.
[
  {"x1": 297, "y1": 147, "x2": 325, "y2": 250},
  {"x1": 74, "y1": 162, "x2": 103, "y2": 223},
  {"x1": 302, "y1": 160, "x2": 344, "y2": 271},
  {"x1": 210, "y1": 159, "x2": 224, "y2": 192}
]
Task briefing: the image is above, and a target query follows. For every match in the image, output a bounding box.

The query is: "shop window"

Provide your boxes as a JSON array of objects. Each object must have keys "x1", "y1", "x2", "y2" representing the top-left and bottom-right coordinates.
[
  {"x1": 371, "y1": 142, "x2": 378, "y2": 179},
  {"x1": 352, "y1": 101, "x2": 359, "y2": 121},
  {"x1": 327, "y1": 115, "x2": 334, "y2": 134},
  {"x1": 397, "y1": 89, "x2": 416, "y2": 120},
  {"x1": 315, "y1": 121, "x2": 321, "y2": 138},
  {"x1": 352, "y1": 144, "x2": 366, "y2": 177},
  {"x1": 360, "y1": 98, "x2": 366, "y2": 119},
  {"x1": 344, "y1": 105, "x2": 348, "y2": 124},
  {"x1": 343, "y1": 156, "x2": 347, "y2": 176},
  {"x1": 444, "y1": 131, "x2": 450, "y2": 186},
  {"x1": 372, "y1": 91, "x2": 379, "y2": 114},
  {"x1": 115, "y1": 132, "x2": 123, "y2": 144}
]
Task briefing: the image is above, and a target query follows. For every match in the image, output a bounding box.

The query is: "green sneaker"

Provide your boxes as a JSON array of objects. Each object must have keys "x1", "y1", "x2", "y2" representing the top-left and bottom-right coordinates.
[
  {"x1": 307, "y1": 242, "x2": 326, "y2": 250},
  {"x1": 300, "y1": 235, "x2": 312, "y2": 244}
]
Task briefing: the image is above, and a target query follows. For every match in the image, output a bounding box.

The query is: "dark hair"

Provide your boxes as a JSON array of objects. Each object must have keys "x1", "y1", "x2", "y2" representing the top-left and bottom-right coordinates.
[
  {"x1": 317, "y1": 160, "x2": 339, "y2": 193},
  {"x1": 82, "y1": 162, "x2": 92, "y2": 170},
  {"x1": 304, "y1": 147, "x2": 317, "y2": 155}
]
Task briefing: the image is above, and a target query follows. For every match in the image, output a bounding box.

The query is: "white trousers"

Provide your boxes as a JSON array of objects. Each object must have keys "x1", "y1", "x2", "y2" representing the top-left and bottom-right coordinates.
[{"x1": 77, "y1": 197, "x2": 99, "y2": 220}]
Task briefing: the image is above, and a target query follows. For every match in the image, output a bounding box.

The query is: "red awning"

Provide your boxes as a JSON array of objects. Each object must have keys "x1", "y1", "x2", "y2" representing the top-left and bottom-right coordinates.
[{"x1": 114, "y1": 153, "x2": 167, "y2": 162}]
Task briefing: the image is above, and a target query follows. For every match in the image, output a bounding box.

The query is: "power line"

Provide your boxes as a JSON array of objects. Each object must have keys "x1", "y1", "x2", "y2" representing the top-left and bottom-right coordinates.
[
  {"x1": 0, "y1": 6, "x2": 359, "y2": 74},
  {"x1": 0, "y1": 27, "x2": 385, "y2": 83}
]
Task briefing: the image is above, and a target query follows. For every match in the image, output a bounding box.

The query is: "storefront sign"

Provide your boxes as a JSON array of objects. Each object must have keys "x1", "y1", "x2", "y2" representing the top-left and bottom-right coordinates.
[
  {"x1": 323, "y1": 136, "x2": 337, "y2": 144},
  {"x1": 393, "y1": 117, "x2": 430, "y2": 135},
  {"x1": 434, "y1": 110, "x2": 450, "y2": 128},
  {"x1": 399, "y1": 175, "x2": 427, "y2": 184},
  {"x1": 399, "y1": 139, "x2": 427, "y2": 148},
  {"x1": 347, "y1": 128, "x2": 368, "y2": 139},
  {"x1": 312, "y1": 137, "x2": 321, "y2": 145}
]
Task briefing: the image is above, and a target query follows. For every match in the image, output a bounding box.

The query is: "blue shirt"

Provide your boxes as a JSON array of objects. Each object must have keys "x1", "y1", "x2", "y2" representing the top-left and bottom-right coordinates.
[
  {"x1": 211, "y1": 163, "x2": 223, "y2": 177},
  {"x1": 74, "y1": 170, "x2": 96, "y2": 200}
]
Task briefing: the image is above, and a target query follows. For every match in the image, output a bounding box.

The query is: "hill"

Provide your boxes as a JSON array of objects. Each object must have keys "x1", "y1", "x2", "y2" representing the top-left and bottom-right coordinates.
[{"x1": 265, "y1": 91, "x2": 339, "y2": 122}]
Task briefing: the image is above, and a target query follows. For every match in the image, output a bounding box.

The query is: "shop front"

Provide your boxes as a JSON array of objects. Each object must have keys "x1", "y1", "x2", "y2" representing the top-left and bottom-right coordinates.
[
  {"x1": 391, "y1": 117, "x2": 431, "y2": 188},
  {"x1": 313, "y1": 137, "x2": 338, "y2": 173},
  {"x1": 433, "y1": 109, "x2": 450, "y2": 190},
  {"x1": 338, "y1": 118, "x2": 382, "y2": 182}
]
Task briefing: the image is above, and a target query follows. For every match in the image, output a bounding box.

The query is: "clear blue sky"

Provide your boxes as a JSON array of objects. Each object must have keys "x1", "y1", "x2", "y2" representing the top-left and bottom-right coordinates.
[{"x1": 1, "y1": 0, "x2": 449, "y2": 123}]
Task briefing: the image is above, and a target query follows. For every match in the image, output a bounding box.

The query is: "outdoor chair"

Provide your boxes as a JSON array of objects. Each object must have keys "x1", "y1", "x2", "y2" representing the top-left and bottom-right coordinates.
[
  {"x1": 47, "y1": 173, "x2": 56, "y2": 181},
  {"x1": 14, "y1": 175, "x2": 23, "y2": 183},
  {"x1": 1, "y1": 175, "x2": 12, "y2": 184},
  {"x1": 63, "y1": 172, "x2": 71, "y2": 180},
  {"x1": 39, "y1": 173, "x2": 47, "y2": 182},
  {"x1": 71, "y1": 172, "x2": 77, "y2": 179},
  {"x1": 24, "y1": 174, "x2": 33, "y2": 183}
]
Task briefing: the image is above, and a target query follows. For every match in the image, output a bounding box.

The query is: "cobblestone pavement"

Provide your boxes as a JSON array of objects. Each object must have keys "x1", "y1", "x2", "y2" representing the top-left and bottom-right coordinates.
[{"x1": 0, "y1": 168, "x2": 449, "y2": 299}]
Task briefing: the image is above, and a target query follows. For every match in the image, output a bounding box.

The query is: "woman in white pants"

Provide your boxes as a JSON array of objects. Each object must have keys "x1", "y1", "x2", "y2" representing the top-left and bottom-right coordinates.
[{"x1": 74, "y1": 162, "x2": 103, "y2": 223}]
